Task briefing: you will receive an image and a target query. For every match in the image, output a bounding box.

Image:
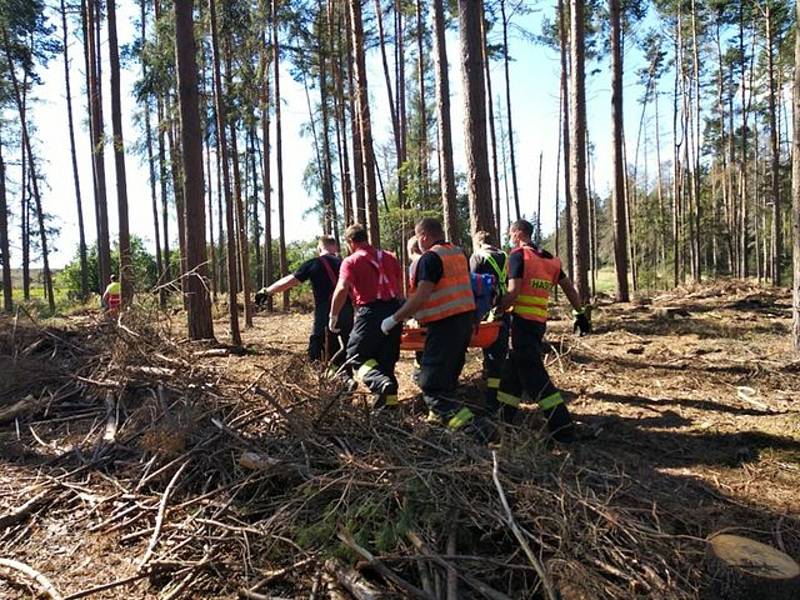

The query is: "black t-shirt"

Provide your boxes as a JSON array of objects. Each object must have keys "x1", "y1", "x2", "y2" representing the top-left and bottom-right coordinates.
[
  {"x1": 508, "y1": 245, "x2": 567, "y2": 281},
  {"x1": 294, "y1": 254, "x2": 342, "y2": 307},
  {"x1": 414, "y1": 240, "x2": 447, "y2": 285}
]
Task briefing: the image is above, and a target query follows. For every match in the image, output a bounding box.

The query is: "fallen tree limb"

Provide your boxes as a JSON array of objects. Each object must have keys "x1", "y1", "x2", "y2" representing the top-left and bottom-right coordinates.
[
  {"x1": 491, "y1": 452, "x2": 557, "y2": 600},
  {"x1": 139, "y1": 459, "x2": 190, "y2": 570},
  {"x1": 0, "y1": 486, "x2": 57, "y2": 529},
  {"x1": 0, "y1": 558, "x2": 62, "y2": 600},
  {"x1": 0, "y1": 395, "x2": 47, "y2": 424},
  {"x1": 62, "y1": 572, "x2": 150, "y2": 600},
  {"x1": 406, "y1": 531, "x2": 513, "y2": 600},
  {"x1": 337, "y1": 531, "x2": 435, "y2": 600},
  {"x1": 324, "y1": 559, "x2": 385, "y2": 600}
]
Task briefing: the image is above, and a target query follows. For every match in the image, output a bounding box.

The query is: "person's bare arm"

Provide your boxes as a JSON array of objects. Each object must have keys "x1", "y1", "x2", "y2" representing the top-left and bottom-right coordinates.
[
  {"x1": 558, "y1": 276, "x2": 583, "y2": 311},
  {"x1": 498, "y1": 278, "x2": 521, "y2": 313},
  {"x1": 329, "y1": 278, "x2": 350, "y2": 320},
  {"x1": 392, "y1": 280, "x2": 435, "y2": 322},
  {"x1": 266, "y1": 274, "x2": 300, "y2": 295}
]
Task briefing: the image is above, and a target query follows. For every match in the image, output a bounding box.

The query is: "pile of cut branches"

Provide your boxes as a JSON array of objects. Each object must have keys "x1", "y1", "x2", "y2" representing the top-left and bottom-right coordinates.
[{"x1": 0, "y1": 308, "x2": 707, "y2": 599}]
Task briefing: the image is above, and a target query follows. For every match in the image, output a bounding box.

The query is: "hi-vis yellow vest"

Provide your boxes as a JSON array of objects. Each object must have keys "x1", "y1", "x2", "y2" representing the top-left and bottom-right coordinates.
[{"x1": 512, "y1": 246, "x2": 561, "y2": 323}]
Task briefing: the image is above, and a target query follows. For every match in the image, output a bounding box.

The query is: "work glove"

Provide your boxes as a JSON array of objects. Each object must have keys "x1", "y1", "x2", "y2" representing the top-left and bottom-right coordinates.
[
  {"x1": 328, "y1": 314, "x2": 340, "y2": 333},
  {"x1": 573, "y1": 308, "x2": 591, "y2": 336},
  {"x1": 380, "y1": 315, "x2": 399, "y2": 335}
]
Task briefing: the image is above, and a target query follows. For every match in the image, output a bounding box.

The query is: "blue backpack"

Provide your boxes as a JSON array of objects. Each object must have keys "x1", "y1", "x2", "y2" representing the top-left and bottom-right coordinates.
[{"x1": 471, "y1": 272, "x2": 496, "y2": 320}]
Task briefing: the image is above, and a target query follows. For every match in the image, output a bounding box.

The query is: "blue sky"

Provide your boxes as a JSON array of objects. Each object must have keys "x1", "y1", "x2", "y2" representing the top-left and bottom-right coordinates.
[{"x1": 11, "y1": 1, "x2": 658, "y2": 268}]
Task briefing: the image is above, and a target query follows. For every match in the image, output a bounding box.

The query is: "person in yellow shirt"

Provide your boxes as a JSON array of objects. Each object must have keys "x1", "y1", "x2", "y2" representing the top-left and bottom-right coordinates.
[{"x1": 102, "y1": 274, "x2": 121, "y2": 313}]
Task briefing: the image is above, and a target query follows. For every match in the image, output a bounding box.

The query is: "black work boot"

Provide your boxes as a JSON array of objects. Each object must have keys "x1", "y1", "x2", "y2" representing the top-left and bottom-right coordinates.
[
  {"x1": 501, "y1": 404, "x2": 519, "y2": 425},
  {"x1": 544, "y1": 403, "x2": 576, "y2": 443},
  {"x1": 462, "y1": 416, "x2": 497, "y2": 444}
]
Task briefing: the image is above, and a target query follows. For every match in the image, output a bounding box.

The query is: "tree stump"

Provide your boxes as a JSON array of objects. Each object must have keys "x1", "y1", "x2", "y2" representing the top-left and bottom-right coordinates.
[{"x1": 706, "y1": 533, "x2": 800, "y2": 599}]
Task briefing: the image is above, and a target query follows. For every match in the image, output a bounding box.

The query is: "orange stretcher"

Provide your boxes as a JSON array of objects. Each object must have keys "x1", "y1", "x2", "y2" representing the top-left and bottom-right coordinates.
[{"x1": 400, "y1": 320, "x2": 502, "y2": 351}]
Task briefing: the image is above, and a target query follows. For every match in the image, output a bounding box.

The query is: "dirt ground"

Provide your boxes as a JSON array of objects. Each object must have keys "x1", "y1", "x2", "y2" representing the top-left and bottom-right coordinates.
[{"x1": 0, "y1": 281, "x2": 798, "y2": 599}]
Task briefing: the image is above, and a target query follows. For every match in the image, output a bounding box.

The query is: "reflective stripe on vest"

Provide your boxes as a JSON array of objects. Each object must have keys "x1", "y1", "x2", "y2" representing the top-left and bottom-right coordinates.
[
  {"x1": 413, "y1": 244, "x2": 475, "y2": 324},
  {"x1": 476, "y1": 248, "x2": 508, "y2": 295},
  {"x1": 512, "y1": 246, "x2": 562, "y2": 323}
]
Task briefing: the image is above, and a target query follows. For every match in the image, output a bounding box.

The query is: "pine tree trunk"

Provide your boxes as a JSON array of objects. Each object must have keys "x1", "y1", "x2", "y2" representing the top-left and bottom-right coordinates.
[
  {"x1": 433, "y1": 0, "x2": 459, "y2": 244},
  {"x1": 272, "y1": 0, "x2": 289, "y2": 308},
  {"x1": 259, "y1": 15, "x2": 273, "y2": 307},
  {"x1": 374, "y1": 0, "x2": 400, "y2": 172},
  {"x1": 555, "y1": 81, "x2": 563, "y2": 261},
  {"x1": 209, "y1": 0, "x2": 241, "y2": 345},
  {"x1": 348, "y1": 0, "x2": 380, "y2": 244},
  {"x1": 672, "y1": 20, "x2": 682, "y2": 287},
  {"x1": 739, "y1": 4, "x2": 749, "y2": 279},
  {"x1": 167, "y1": 104, "x2": 188, "y2": 304},
  {"x1": 107, "y1": 0, "x2": 133, "y2": 305},
  {"x1": 766, "y1": 3, "x2": 781, "y2": 286},
  {"x1": 248, "y1": 127, "x2": 262, "y2": 281},
  {"x1": 156, "y1": 98, "x2": 172, "y2": 290},
  {"x1": 690, "y1": 0, "x2": 702, "y2": 283},
  {"x1": 792, "y1": 0, "x2": 800, "y2": 350},
  {"x1": 21, "y1": 142, "x2": 29, "y2": 301},
  {"x1": 206, "y1": 127, "x2": 217, "y2": 299},
  {"x1": 2, "y1": 28, "x2": 55, "y2": 313},
  {"x1": 415, "y1": 0, "x2": 428, "y2": 200},
  {"x1": 318, "y1": 19, "x2": 337, "y2": 239},
  {"x1": 86, "y1": 0, "x2": 111, "y2": 290},
  {"x1": 345, "y1": 6, "x2": 365, "y2": 224},
  {"x1": 175, "y1": 0, "x2": 214, "y2": 339},
  {"x1": 0, "y1": 137, "x2": 10, "y2": 313},
  {"x1": 610, "y1": 0, "x2": 629, "y2": 301},
  {"x1": 480, "y1": 1, "x2": 502, "y2": 238},
  {"x1": 141, "y1": 0, "x2": 164, "y2": 307},
  {"x1": 330, "y1": 0, "x2": 352, "y2": 226},
  {"x1": 569, "y1": 0, "x2": 590, "y2": 304},
  {"x1": 499, "y1": 0, "x2": 520, "y2": 220},
  {"x1": 458, "y1": 0, "x2": 495, "y2": 241},
  {"x1": 536, "y1": 151, "x2": 543, "y2": 244},
  {"x1": 228, "y1": 110, "x2": 254, "y2": 327},
  {"x1": 396, "y1": 0, "x2": 407, "y2": 215},
  {"x1": 558, "y1": 0, "x2": 574, "y2": 280},
  {"x1": 62, "y1": 0, "x2": 89, "y2": 300}
]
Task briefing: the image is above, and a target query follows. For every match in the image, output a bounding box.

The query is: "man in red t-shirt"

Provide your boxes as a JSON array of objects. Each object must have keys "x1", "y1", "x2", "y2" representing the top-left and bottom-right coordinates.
[{"x1": 329, "y1": 224, "x2": 403, "y2": 409}]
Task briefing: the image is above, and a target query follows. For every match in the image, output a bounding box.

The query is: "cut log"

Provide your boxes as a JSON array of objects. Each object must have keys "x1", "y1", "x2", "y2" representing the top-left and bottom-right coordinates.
[
  {"x1": 706, "y1": 533, "x2": 800, "y2": 599},
  {"x1": 652, "y1": 307, "x2": 691, "y2": 320},
  {"x1": 239, "y1": 451, "x2": 281, "y2": 471},
  {"x1": 0, "y1": 394, "x2": 46, "y2": 424},
  {"x1": 324, "y1": 559, "x2": 385, "y2": 600}
]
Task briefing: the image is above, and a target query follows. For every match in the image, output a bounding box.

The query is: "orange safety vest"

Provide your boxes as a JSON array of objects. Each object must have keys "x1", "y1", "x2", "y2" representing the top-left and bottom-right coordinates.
[
  {"x1": 511, "y1": 246, "x2": 562, "y2": 323},
  {"x1": 411, "y1": 243, "x2": 475, "y2": 324}
]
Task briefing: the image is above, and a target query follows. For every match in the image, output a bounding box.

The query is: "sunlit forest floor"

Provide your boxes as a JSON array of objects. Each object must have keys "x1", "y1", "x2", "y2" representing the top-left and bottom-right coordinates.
[{"x1": 0, "y1": 281, "x2": 798, "y2": 598}]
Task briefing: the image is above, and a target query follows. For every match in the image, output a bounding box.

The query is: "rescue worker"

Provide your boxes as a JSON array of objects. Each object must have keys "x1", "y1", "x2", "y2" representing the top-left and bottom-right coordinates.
[
  {"x1": 262, "y1": 235, "x2": 353, "y2": 365},
  {"x1": 406, "y1": 236, "x2": 424, "y2": 383},
  {"x1": 406, "y1": 236, "x2": 422, "y2": 281},
  {"x1": 329, "y1": 224, "x2": 403, "y2": 409},
  {"x1": 383, "y1": 218, "x2": 491, "y2": 439},
  {"x1": 469, "y1": 230, "x2": 509, "y2": 416},
  {"x1": 495, "y1": 219, "x2": 591, "y2": 443},
  {"x1": 102, "y1": 274, "x2": 121, "y2": 313}
]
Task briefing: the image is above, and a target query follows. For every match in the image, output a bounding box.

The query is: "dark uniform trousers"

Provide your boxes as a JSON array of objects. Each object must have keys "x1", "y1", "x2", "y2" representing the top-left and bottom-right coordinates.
[
  {"x1": 482, "y1": 313, "x2": 510, "y2": 414},
  {"x1": 497, "y1": 317, "x2": 563, "y2": 415},
  {"x1": 346, "y1": 299, "x2": 402, "y2": 403},
  {"x1": 310, "y1": 300, "x2": 353, "y2": 366},
  {"x1": 419, "y1": 311, "x2": 473, "y2": 418}
]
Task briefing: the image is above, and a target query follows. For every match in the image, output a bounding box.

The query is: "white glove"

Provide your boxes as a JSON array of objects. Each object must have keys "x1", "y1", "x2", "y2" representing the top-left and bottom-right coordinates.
[
  {"x1": 328, "y1": 314, "x2": 340, "y2": 333},
  {"x1": 380, "y1": 315, "x2": 399, "y2": 335}
]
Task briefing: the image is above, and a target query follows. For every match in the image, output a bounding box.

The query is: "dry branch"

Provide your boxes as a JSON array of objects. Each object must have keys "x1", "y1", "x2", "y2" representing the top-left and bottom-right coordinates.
[{"x1": 0, "y1": 558, "x2": 62, "y2": 600}]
